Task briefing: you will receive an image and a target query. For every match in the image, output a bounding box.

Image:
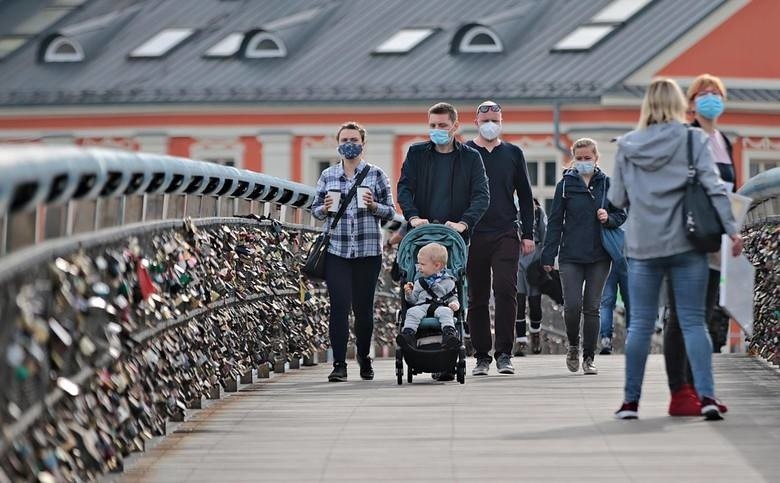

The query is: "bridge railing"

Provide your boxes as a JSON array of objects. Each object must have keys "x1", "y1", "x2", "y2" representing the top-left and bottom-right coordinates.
[
  {"x1": 0, "y1": 144, "x2": 404, "y2": 255},
  {"x1": 737, "y1": 167, "x2": 780, "y2": 365}
]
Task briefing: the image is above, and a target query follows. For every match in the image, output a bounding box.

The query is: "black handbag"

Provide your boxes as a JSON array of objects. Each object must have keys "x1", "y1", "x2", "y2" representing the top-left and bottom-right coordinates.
[
  {"x1": 301, "y1": 165, "x2": 371, "y2": 280},
  {"x1": 683, "y1": 129, "x2": 724, "y2": 253}
]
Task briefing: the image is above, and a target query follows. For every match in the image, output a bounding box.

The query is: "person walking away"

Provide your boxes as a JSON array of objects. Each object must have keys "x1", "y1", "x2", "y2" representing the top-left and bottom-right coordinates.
[
  {"x1": 609, "y1": 78, "x2": 743, "y2": 420},
  {"x1": 665, "y1": 73, "x2": 739, "y2": 416},
  {"x1": 311, "y1": 122, "x2": 396, "y2": 382},
  {"x1": 541, "y1": 138, "x2": 626, "y2": 375}
]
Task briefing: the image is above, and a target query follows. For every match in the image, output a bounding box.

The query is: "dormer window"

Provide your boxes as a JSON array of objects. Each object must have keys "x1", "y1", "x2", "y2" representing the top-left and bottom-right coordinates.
[
  {"x1": 244, "y1": 31, "x2": 286, "y2": 58},
  {"x1": 457, "y1": 25, "x2": 503, "y2": 54},
  {"x1": 43, "y1": 36, "x2": 84, "y2": 62}
]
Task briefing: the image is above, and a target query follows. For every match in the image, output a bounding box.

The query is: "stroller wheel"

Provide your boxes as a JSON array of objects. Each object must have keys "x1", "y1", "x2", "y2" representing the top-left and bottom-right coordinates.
[{"x1": 407, "y1": 366, "x2": 413, "y2": 384}]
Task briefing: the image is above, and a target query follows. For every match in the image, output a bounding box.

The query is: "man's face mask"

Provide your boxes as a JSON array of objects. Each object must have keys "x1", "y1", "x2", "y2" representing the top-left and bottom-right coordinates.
[
  {"x1": 429, "y1": 129, "x2": 452, "y2": 145},
  {"x1": 478, "y1": 121, "x2": 502, "y2": 141},
  {"x1": 337, "y1": 142, "x2": 363, "y2": 159}
]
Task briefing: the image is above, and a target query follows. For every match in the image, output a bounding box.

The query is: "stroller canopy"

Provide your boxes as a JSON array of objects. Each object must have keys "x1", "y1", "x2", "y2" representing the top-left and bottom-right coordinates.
[{"x1": 396, "y1": 224, "x2": 468, "y2": 281}]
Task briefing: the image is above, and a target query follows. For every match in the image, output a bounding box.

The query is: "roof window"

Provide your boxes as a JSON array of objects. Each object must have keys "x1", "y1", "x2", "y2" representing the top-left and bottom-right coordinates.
[
  {"x1": 244, "y1": 32, "x2": 286, "y2": 58},
  {"x1": 0, "y1": 37, "x2": 28, "y2": 60},
  {"x1": 456, "y1": 25, "x2": 502, "y2": 54},
  {"x1": 205, "y1": 32, "x2": 243, "y2": 58},
  {"x1": 373, "y1": 28, "x2": 436, "y2": 54},
  {"x1": 13, "y1": 7, "x2": 73, "y2": 35},
  {"x1": 552, "y1": 0, "x2": 653, "y2": 52},
  {"x1": 129, "y1": 28, "x2": 194, "y2": 58},
  {"x1": 43, "y1": 36, "x2": 84, "y2": 62}
]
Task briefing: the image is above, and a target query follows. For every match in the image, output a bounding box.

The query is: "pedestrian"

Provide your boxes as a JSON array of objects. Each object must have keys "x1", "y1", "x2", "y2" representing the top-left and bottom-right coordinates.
[
  {"x1": 609, "y1": 78, "x2": 743, "y2": 420},
  {"x1": 464, "y1": 100, "x2": 536, "y2": 376},
  {"x1": 664, "y1": 73, "x2": 737, "y2": 415},
  {"x1": 397, "y1": 102, "x2": 489, "y2": 380},
  {"x1": 514, "y1": 198, "x2": 547, "y2": 356},
  {"x1": 541, "y1": 138, "x2": 626, "y2": 375},
  {"x1": 311, "y1": 121, "x2": 397, "y2": 382}
]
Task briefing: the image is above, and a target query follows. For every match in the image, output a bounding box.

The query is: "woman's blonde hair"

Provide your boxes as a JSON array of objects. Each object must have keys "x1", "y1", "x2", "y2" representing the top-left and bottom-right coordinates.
[
  {"x1": 638, "y1": 78, "x2": 688, "y2": 129},
  {"x1": 419, "y1": 242, "x2": 448, "y2": 266},
  {"x1": 570, "y1": 137, "x2": 599, "y2": 157}
]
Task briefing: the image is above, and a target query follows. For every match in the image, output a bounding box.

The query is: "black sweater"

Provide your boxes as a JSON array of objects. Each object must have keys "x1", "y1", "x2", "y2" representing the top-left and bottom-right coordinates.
[{"x1": 466, "y1": 140, "x2": 534, "y2": 239}]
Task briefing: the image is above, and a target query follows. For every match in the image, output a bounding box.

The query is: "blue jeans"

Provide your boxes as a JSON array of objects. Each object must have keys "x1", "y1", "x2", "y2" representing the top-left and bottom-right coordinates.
[
  {"x1": 599, "y1": 265, "x2": 630, "y2": 339},
  {"x1": 624, "y1": 251, "x2": 714, "y2": 403}
]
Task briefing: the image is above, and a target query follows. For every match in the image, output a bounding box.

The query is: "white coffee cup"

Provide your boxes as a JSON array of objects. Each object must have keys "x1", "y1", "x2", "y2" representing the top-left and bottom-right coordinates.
[
  {"x1": 327, "y1": 189, "x2": 341, "y2": 212},
  {"x1": 356, "y1": 186, "x2": 370, "y2": 209}
]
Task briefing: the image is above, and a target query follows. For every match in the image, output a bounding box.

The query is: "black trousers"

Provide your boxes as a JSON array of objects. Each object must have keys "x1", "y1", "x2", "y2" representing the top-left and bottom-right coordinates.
[
  {"x1": 324, "y1": 253, "x2": 382, "y2": 363},
  {"x1": 664, "y1": 269, "x2": 721, "y2": 391},
  {"x1": 467, "y1": 229, "x2": 521, "y2": 361}
]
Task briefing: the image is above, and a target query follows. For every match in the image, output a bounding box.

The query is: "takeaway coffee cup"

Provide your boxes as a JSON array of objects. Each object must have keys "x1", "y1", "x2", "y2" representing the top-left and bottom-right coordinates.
[
  {"x1": 327, "y1": 189, "x2": 341, "y2": 212},
  {"x1": 356, "y1": 186, "x2": 370, "y2": 209}
]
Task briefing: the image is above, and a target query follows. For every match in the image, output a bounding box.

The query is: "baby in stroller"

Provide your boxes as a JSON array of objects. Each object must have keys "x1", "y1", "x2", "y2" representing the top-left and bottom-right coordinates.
[{"x1": 398, "y1": 242, "x2": 460, "y2": 350}]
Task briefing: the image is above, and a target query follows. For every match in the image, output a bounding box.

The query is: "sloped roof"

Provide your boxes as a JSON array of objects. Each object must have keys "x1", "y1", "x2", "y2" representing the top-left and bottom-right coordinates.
[{"x1": 0, "y1": 0, "x2": 742, "y2": 106}]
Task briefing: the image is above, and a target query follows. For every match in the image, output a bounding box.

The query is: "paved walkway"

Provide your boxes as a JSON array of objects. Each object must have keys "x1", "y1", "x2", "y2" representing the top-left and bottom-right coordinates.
[{"x1": 118, "y1": 354, "x2": 779, "y2": 483}]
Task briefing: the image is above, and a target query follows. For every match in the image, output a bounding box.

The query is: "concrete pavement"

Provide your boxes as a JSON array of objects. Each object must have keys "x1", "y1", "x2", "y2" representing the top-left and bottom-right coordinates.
[{"x1": 118, "y1": 354, "x2": 780, "y2": 483}]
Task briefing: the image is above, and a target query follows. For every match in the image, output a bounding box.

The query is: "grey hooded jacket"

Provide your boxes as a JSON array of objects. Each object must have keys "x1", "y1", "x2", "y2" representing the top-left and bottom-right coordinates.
[{"x1": 608, "y1": 121, "x2": 737, "y2": 260}]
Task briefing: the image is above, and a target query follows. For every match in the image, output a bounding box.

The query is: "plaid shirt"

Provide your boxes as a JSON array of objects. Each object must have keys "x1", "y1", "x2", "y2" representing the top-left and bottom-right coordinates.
[{"x1": 312, "y1": 160, "x2": 396, "y2": 259}]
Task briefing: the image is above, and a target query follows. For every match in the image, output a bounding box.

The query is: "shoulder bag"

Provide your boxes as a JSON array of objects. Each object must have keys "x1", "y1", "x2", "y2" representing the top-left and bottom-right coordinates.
[
  {"x1": 301, "y1": 165, "x2": 371, "y2": 280},
  {"x1": 682, "y1": 129, "x2": 724, "y2": 253},
  {"x1": 600, "y1": 180, "x2": 627, "y2": 270}
]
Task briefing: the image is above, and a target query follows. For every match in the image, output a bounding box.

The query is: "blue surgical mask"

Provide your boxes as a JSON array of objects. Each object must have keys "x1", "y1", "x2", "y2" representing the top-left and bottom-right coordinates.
[
  {"x1": 695, "y1": 94, "x2": 725, "y2": 120},
  {"x1": 478, "y1": 121, "x2": 501, "y2": 141},
  {"x1": 574, "y1": 161, "x2": 595, "y2": 175},
  {"x1": 337, "y1": 142, "x2": 363, "y2": 160},
  {"x1": 429, "y1": 129, "x2": 452, "y2": 145}
]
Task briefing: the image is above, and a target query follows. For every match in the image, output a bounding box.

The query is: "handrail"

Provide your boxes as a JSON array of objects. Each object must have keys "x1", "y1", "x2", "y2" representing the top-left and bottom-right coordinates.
[{"x1": 0, "y1": 144, "x2": 405, "y2": 253}]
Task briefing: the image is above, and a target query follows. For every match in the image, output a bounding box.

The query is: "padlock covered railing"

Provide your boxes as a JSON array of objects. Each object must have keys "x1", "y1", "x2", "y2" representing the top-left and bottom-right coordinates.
[
  {"x1": 737, "y1": 167, "x2": 780, "y2": 365},
  {"x1": 0, "y1": 144, "x2": 405, "y2": 255}
]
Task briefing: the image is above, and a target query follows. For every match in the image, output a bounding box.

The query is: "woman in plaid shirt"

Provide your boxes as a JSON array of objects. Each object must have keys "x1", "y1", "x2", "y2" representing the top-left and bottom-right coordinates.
[{"x1": 311, "y1": 122, "x2": 396, "y2": 382}]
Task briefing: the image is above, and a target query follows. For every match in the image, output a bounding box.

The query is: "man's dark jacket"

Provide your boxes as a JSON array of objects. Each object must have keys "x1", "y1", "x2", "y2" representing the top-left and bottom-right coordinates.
[{"x1": 397, "y1": 140, "x2": 490, "y2": 240}]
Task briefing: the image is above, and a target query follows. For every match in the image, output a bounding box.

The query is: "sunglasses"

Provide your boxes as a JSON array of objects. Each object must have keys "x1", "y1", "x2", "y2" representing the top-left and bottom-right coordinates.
[{"x1": 477, "y1": 103, "x2": 501, "y2": 113}]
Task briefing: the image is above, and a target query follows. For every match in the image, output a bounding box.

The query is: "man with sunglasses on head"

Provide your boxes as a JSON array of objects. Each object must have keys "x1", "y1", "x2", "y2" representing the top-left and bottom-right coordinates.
[
  {"x1": 397, "y1": 102, "x2": 490, "y2": 381},
  {"x1": 466, "y1": 100, "x2": 535, "y2": 376}
]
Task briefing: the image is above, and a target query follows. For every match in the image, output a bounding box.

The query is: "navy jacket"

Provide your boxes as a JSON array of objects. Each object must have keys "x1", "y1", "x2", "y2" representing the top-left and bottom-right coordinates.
[
  {"x1": 541, "y1": 168, "x2": 626, "y2": 266},
  {"x1": 397, "y1": 140, "x2": 490, "y2": 240}
]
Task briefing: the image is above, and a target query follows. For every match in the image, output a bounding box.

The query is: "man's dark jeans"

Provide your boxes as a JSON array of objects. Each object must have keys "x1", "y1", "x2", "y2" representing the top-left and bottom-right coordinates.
[{"x1": 467, "y1": 229, "x2": 521, "y2": 361}]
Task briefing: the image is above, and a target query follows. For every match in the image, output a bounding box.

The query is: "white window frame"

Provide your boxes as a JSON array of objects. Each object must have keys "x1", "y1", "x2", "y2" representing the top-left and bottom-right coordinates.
[
  {"x1": 43, "y1": 36, "x2": 84, "y2": 62},
  {"x1": 458, "y1": 26, "x2": 503, "y2": 54},
  {"x1": 301, "y1": 139, "x2": 337, "y2": 187},
  {"x1": 190, "y1": 139, "x2": 244, "y2": 168},
  {"x1": 244, "y1": 32, "x2": 286, "y2": 58}
]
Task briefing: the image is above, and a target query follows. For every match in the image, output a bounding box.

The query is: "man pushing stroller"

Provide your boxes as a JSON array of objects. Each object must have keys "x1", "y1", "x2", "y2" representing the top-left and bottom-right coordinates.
[{"x1": 398, "y1": 242, "x2": 460, "y2": 350}]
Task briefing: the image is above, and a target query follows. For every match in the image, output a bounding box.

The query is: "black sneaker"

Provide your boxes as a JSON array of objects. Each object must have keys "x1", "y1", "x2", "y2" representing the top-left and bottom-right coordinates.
[
  {"x1": 615, "y1": 401, "x2": 639, "y2": 419},
  {"x1": 433, "y1": 371, "x2": 455, "y2": 382},
  {"x1": 530, "y1": 332, "x2": 542, "y2": 354},
  {"x1": 357, "y1": 355, "x2": 374, "y2": 380},
  {"x1": 472, "y1": 358, "x2": 490, "y2": 376},
  {"x1": 701, "y1": 397, "x2": 725, "y2": 421},
  {"x1": 396, "y1": 328, "x2": 416, "y2": 349},
  {"x1": 512, "y1": 340, "x2": 527, "y2": 357},
  {"x1": 441, "y1": 326, "x2": 459, "y2": 350},
  {"x1": 328, "y1": 361, "x2": 347, "y2": 382}
]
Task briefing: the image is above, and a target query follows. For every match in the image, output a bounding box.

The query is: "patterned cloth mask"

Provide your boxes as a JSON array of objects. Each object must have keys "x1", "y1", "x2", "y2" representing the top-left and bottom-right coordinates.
[{"x1": 337, "y1": 142, "x2": 363, "y2": 159}]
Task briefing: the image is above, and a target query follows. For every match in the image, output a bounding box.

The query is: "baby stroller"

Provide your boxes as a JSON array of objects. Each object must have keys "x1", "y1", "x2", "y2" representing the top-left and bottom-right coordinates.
[{"x1": 394, "y1": 224, "x2": 467, "y2": 384}]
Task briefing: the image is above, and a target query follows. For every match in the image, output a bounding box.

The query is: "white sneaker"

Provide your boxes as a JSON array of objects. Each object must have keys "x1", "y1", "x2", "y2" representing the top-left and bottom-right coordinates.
[{"x1": 582, "y1": 356, "x2": 598, "y2": 375}]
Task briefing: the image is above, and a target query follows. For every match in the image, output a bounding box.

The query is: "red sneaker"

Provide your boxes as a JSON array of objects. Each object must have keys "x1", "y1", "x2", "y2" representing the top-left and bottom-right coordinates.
[{"x1": 668, "y1": 384, "x2": 701, "y2": 416}]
